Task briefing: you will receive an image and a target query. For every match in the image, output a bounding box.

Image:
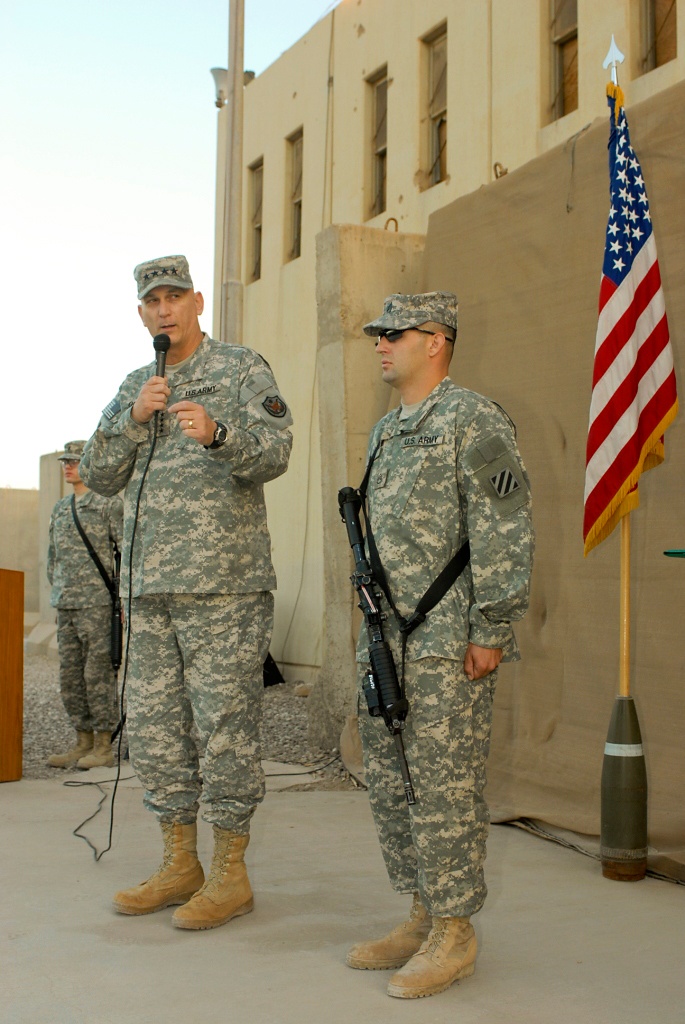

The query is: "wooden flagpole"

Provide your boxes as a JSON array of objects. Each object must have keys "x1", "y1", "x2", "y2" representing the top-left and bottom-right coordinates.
[
  {"x1": 598, "y1": 39, "x2": 648, "y2": 881},
  {"x1": 619, "y1": 514, "x2": 630, "y2": 697}
]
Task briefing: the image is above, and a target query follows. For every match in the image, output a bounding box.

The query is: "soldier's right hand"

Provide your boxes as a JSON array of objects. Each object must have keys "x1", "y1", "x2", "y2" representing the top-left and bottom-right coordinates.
[{"x1": 131, "y1": 376, "x2": 171, "y2": 424}]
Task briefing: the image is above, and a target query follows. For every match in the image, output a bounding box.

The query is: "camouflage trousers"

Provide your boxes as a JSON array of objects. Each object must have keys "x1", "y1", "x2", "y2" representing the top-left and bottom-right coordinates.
[
  {"x1": 56, "y1": 605, "x2": 118, "y2": 733},
  {"x1": 125, "y1": 591, "x2": 273, "y2": 832},
  {"x1": 358, "y1": 655, "x2": 497, "y2": 918}
]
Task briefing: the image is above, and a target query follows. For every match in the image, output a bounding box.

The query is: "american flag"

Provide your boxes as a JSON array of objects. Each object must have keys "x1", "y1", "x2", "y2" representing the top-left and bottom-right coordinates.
[{"x1": 583, "y1": 84, "x2": 678, "y2": 556}]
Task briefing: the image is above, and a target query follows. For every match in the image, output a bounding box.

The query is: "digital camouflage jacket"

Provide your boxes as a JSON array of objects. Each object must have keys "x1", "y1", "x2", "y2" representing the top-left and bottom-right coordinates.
[
  {"x1": 80, "y1": 335, "x2": 292, "y2": 598},
  {"x1": 48, "y1": 490, "x2": 123, "y2": 608},
  {"x1": 356, "y1": 377, "x2": 534, "y2": 664}
]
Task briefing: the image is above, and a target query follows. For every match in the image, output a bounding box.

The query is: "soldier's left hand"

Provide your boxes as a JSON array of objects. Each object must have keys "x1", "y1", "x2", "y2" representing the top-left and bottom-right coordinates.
[
  {"x1": 168, "y1": 401, "x2": 216, "y2": 446},
  {"x1": 464, "y1": 643, "x2": 503, "y2": 680}
]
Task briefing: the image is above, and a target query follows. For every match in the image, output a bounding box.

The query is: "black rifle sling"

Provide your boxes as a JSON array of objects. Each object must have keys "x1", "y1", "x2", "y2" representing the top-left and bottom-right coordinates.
[
  {"x1": 357, "y1": 443, "x2": 400, "y2": 619},
  {"x1": 70, "y1": 495, "x2": 115, "y2": 599},
  {"x1": 358, "y1": 440, "x2": 471, "y2": 686}
]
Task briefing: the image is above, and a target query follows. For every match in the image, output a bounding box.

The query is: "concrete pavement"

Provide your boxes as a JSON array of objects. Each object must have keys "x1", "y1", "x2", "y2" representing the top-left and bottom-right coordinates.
[{"x1": 1, "y1": 769, "x2": 683, "y2": 1024}]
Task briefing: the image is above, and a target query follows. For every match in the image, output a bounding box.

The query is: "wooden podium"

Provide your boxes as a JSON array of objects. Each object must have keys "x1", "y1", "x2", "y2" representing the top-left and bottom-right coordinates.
[{"x1": 0, "y1": 569, "x2": 23, "y2": 782}]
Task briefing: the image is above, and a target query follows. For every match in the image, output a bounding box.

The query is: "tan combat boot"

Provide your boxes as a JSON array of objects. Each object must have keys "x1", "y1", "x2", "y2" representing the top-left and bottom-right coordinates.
[
  {"x1": 76, "y1": 730, "x2": 114, "y2": 769},
  {"x1": 387, "y1": 916, "x2": 477, "y2": 999},
  {"x1": 113, "y1": 822, "x2": 205, "y2": 915},
  {"x1": 47, "y1": 730, "x2": 93, "y2": 768},
  {"x1": 172, "y1": 827, "x2": 253, "y2": 930},
  {"x1": 346, "y1": 893, "x2": 431, "y2": 970}
]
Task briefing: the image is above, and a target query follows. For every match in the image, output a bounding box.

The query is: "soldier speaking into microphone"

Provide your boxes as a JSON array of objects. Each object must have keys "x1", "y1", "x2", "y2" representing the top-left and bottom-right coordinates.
[{"x1": 81, "y1": 255, "x2": 292, "y2": 930}]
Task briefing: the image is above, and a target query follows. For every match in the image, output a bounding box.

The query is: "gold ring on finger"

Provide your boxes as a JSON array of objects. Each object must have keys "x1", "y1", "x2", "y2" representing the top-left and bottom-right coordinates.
[{"x1": 189, "y1": 419, "x2": 194, "y2": 427}]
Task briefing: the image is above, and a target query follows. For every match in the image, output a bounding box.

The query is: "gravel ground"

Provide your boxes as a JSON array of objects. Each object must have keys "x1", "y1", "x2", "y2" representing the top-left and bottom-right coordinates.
[{"x1": 22, "y1": 652, "x2": 359, "y2": 791}]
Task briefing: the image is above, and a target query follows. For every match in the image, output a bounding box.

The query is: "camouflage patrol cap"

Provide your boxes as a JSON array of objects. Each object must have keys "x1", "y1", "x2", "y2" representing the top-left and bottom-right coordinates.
[
  {"x1": 363, "y1": 291, "x2": 458, "y2": 339},
  {"x1": 134, "y1": 255, "x2": 194, "y2": 300},
  {"x1": 58, "y1": 440, "x2": 86, "y2": 462}
]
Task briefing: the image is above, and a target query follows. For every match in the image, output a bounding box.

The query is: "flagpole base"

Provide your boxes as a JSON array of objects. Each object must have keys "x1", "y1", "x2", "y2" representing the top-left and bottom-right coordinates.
[
  {"x1": 600, "y1": 696, "x2": 648, "y2": 882},
  {"x1": 600, "y1": 854, "x2": 648, "y2": 882}
]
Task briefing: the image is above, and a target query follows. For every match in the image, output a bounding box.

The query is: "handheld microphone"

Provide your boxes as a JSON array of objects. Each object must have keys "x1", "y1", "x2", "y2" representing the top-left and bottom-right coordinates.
[
  {"x1": 153, "y1": 333, "x2": 171, "y2": 377},
  {"x1": 152, "y1": 334, "x2": 171, "y2": 436}
]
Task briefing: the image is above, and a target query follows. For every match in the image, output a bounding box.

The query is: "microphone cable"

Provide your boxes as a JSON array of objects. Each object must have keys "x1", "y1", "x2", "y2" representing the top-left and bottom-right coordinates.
[{"x1": 69, "y1": 335, "x2": 169, "y2": 860}]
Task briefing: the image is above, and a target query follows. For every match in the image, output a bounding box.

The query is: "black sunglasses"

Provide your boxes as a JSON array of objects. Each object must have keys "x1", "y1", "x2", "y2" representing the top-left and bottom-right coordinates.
[{"x1": 377, "y1": 328, "x2": 436, "y2": 342}]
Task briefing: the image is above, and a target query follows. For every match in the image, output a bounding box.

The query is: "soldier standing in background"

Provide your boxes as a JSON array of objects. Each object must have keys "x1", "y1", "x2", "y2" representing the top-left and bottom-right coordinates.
[
  {"x1": 345, "y1": 292, "x2": 534, "y2": 999},
  {"x1": 80, "y1": 255, "x2": 292, "y2": 931},
  {"x1": 47, "y1": 441, "x2": 123, "y2": 770}
]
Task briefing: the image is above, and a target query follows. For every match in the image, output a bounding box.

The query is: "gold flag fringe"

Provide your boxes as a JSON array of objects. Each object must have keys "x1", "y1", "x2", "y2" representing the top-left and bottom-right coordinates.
[
  {"x1": 584, "y1": 398, "x2": 679, "y2": 557},
  {"x1": 606, "y1": 82, "x2": 625, "y2": 123}
]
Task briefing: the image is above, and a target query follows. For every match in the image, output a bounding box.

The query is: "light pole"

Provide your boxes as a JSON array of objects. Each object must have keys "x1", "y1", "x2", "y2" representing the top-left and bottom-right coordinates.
[
  {"x1": 210, "y1": 67, "x2": 228, "y2": 339},
  {"x1": 221, "y1": 0, "x2": 245, "y2": 346}
]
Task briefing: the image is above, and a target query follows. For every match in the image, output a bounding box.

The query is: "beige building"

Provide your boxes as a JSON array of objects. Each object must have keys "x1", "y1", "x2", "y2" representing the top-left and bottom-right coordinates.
[{"x1": 212, "y1": 0, "x2": 683, "y2": 698}]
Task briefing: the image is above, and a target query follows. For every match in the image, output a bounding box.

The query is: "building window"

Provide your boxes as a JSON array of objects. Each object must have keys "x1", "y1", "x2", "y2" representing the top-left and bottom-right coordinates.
[
  {"x1": 368, "y1": 68, "x2": 388, "y2": 217},
  {"x1": 642, "y1": 0, "x2": 677, "y2": 71},
  {"x1": 426, "y1": 29, "x2": 447, "y2": 185},
  {"x1": 551, "y1": 0, "x2": 578, "y2": 120},
  {"x1": 286, "y1": 130, "x2": 303, "y2": 261},
  {"x1": 249, "y1": 159, "x2": 263, "y2": 282}
]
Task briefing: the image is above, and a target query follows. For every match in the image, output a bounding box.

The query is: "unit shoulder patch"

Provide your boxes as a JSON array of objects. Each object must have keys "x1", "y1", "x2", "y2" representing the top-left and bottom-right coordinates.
[
  {"x1": 466, "y1": 436, "x2": 529, "y2": 516},
  {"x1": 245, "y1": 385, "x2": 293, "y2": 430},
  {"x1": 489, "y1": 466, "x2": 520, "y2": 498},
  {"x1": 262, "y1": 394, "x2": 287, "y2": 418}
]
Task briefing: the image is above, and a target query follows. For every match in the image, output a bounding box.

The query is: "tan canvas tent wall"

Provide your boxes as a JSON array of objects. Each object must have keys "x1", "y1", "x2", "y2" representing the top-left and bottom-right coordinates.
[{"x1": 421, "y1": 80, "x2": 685, "y2": 880}]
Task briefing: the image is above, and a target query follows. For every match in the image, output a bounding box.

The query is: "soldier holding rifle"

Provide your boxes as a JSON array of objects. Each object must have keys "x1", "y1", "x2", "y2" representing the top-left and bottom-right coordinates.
[
  {"x1": 47, "y1": 441, "x2": 123, "y2": 770},
  {"x1": 344, "y1": 291, "x2": 534, "y2": 999}
]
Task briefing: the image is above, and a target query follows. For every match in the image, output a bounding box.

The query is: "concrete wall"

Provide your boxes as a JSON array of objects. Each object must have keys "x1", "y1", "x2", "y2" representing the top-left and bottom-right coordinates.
[
  {"x1": 310, "y1": 224, "x2": 425, "y2": 746},
  {"x1": 0, "y1": 489, "x2": 39, "y2": 612},
  {"x1": 213, "y1": 0, "x2": 685, "y2": 688},
  {"x1": 37, "y1": 452, "x2": 65, "y2": 623},
  {"x1": 25, "y1": 452, "x2": 65, "y2": 655}
]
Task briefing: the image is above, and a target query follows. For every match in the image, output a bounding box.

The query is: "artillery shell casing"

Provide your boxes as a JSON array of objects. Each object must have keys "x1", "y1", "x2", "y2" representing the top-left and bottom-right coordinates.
[{"x1": 600, "y1": 695, "x2": 648, "y2": 881}]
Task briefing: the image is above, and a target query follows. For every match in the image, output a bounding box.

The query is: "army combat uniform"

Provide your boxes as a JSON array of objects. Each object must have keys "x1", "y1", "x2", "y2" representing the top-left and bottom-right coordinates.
[
  {"x1": 357, "y1": 376, "x2": 534, "y2": 919},
  {"x1": 80, "y1": 334, "x2": 292, "y2": 832},
  {"x1": 48, "y1": 489, "x2": 123, "y2": 734}
]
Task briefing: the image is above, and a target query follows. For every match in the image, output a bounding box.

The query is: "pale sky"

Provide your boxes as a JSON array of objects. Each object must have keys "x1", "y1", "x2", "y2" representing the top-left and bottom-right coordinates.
[{"x1": 1, "y1": 0, "x2": 338, "y2": 488}]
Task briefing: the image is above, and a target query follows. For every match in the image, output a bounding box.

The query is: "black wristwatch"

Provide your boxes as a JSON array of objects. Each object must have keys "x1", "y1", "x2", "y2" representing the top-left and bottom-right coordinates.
[{"x1": 205, "y1": 421, "x2": 228, "y2": 450}]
